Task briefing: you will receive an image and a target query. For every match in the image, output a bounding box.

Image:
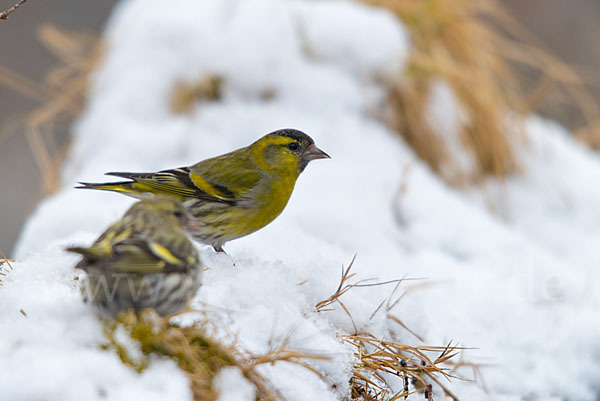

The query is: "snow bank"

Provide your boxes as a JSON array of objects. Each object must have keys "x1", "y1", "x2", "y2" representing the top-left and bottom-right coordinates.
[{"x1": 3, "y1": 0, "x2": 600, "y2": 400}]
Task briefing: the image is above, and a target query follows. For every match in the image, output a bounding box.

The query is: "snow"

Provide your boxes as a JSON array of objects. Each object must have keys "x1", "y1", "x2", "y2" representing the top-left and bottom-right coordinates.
[
  {"x1": 0, "y1": 240, "x2": 192, "y2": 401},
  {"x1": 214, "y1": 367, "x2": 255, "y2": 401},
  {"x1": 3, "y1": 0, "x2": 600, "y2": 400}
]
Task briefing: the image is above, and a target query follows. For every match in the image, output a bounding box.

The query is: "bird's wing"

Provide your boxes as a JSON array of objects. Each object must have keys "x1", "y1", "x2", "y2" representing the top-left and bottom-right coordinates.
[
  {"x1": 68, "y1": 208, "x2": 198, "y2": 274},
  {"x1": 189, "y1": 151, "x2": 264, "y2": 203},
  {"x1": 108, "y1": 237, "x2": 193, "y2": 274},
  {"x1": 106, "y1": 168, "x2": 235, "y2": 204}
]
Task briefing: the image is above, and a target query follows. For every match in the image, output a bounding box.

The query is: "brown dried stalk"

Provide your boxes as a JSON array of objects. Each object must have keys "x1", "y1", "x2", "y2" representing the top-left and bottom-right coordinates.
[
  {"x1": 346, "y1": 334, "x2": 465, "y2": 401},
  {"x1": 316, "y1": 256, "x2": 410, "y2": 334},
  {"x1": 315, "y1": 255, "x2": 359, "y2": 313},
  {"x1": 365, "y1": 0, "x2": 600, "y2": 185},
  {"x1": 243, "y1": 323, "x2": 330, "y2": 382},
  {"x1": 0, "y1": 249, "x2": 15, "y2": 287},
  {"x1": 0, "y1": 24, "x2": 102, "y2": 193},
  {"x1": 314, "y1": 258, "x2": 465, "y2": 400},
  {"x1": 105, "y1": 309, "x2": 330, "y2": 401},
  {"x1": 369, "y1": 278, "x2": 425, "y2": 342}
]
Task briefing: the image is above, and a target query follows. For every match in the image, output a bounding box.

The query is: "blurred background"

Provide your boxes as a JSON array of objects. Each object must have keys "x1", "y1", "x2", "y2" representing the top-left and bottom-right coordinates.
[
  {"x1": 0, "y1": 0, "x2": 118, "y2": 255},
  {"x1": 1, "y1": 0, "x2": 599, "y2": 256}
]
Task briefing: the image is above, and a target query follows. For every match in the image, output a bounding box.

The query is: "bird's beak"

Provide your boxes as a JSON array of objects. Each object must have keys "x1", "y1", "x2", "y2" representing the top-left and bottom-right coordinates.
[{"x1": 303, "y1": 144, "x2": 331, "y2": 161}]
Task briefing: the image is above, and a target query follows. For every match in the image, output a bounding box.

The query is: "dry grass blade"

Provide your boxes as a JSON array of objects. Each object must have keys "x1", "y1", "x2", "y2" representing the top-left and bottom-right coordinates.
[
  {"x1": 0, "y1": 249, "x2": 15, "y2": 287},
  {"x1": 363, "y1": 0, "x2": 600, "y2": 185},
  {"x1": 28, "y1": 25, "x2": 102, "y2": 193},
  {"x1": 0, "y1": 249, "x2": 14, "y2": 270},
  {"x1": 387, "y1": 315, "x2": 424, "y2": 343},
  {"x1": 243, "y1": 321, "x2": 330, "y2": 382},
  {"x1": 316, "y1": 256, "x2": 411, "y2": 314},
  {"x1": 104, "y1": 310, "x2": 236, "y2": 401},
  {"x1": 315, "y1": 255, "x2": 358, "y2": 313},
  {"x1": 316, "y1": 256, "x2": 412, "y2": 335},
  {"x1": 345, "y1": 333, "x2": 465, "y2": 401},
  {"x1": 0, "y1": 65, "x2": 50, "y2": 103},
  {"x1": 104, "y1": 309, "x2": 330, "y2": 401},
  {"x1": 369, "y1": 279, "x2": 426, "y2": 342},
  {"x1": 0, "y1": 24, "x2": 103, "y2": 194},
  {"x1": 245, "y1": 342, "x2": 330, "y2": 382},
  {"x1": 482, "y1": 4, "x2": 600, "y2": 128},
  {"x1": 365, "y1": 0, "x2": 523, "y2": 185}
]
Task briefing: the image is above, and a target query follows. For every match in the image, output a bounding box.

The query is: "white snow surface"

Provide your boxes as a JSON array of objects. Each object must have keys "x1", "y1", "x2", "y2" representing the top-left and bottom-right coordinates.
[{"x1": 3, "y1": 0, "x2": 600, "y2": 400}]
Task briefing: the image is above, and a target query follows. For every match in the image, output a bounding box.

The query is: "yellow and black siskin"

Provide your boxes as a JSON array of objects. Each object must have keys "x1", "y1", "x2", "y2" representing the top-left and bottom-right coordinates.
[
  {"x1": 67, "y1": 197, "x2": 202, "y2": 318},
  {"x1": 77, "y1": 129, "x2": 330, "y2": 252}
]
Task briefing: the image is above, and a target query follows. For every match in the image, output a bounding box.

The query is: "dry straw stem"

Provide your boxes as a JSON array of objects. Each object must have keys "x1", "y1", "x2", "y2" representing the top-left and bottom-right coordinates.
[
  {"x1": 346, "y1": 334, "x2": 464, "y2": 401},
  {"x1": 0, "y1": 24, "x2": 102, "y2": 193},
  {"x1": 104, "y1": 310, "x2": 235, "y2": 401},
  {"x1": 314, "y1": 258, "x2": 464, "y2": 400},
  {"x1": 484, "y1": 4, "x2": 600, "y2": 148},
  {"x1": 104, "y1": 309, "x2": 329, "y2": 401},
  {"x1": 315, "y1": 255, "x2": 360, "y2": 313},
  {"x1": 0, "y1": 248, "x2": 14, "y2": 269},
  {"x1": 315, "y1": 256, "x2": 410, "y2": 334},
  {"x1": 363, "y1": 0, "x2": 600, "y2": 185},
  {"x1": 485, "y1": 6, "x2": 600, "y2": 126},
  {"x1": 367, "y1": 0, "x2": 523, "y2": 185},
  {"x1": 316, "y1": 256, "x2": 424, "y2": 341},
  {"x1": 0, "y1": 0, "x2": 27, "y2": 20},
  {"x1": 0, "y1": 249, "x2": 15, "y2": 287},
  {"x1": 370, "y1": 280, "x2": 425, "y2": 343},
  {"x1": 315, "y1": 255, "x2": 410, "y2": 313},
  {"x1": 245, "y1": 327, "x2": 331, "y2": 382}
]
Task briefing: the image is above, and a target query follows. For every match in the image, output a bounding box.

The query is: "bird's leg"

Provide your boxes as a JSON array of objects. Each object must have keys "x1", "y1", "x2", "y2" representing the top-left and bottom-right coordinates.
[
  {"x1": 167, "y1": 303, "x2": 197, "y2": 319},
  {"x1": 213, "y1": 245, "x2": 226, "y2": 253}
]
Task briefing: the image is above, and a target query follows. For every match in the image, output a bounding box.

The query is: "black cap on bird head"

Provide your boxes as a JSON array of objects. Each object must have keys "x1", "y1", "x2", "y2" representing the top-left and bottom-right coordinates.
[
  {"x1": 273, "y1": 128, "x2": 315, "y2": 144},
  {"x1": 270, "y1": 128, "x2": 330, "y2": 172}
]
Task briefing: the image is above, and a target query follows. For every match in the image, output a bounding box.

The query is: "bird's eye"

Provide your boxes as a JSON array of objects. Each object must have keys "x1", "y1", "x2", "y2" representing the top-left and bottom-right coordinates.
[
  {"x1": 173, "y1": 210, "x2": 184, "y2": 219},
  {"x1": 288, "y1": 142, "x2": 299, "y2": 151}
]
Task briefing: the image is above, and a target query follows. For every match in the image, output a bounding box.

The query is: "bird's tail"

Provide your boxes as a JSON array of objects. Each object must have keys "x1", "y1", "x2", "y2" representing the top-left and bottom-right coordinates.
[
  {"x1": 65, "y1": 246, "x2": 102, "y2": 260},
  {"x1": 76, "y1": 180, "x2": 151, "y2": 198}
]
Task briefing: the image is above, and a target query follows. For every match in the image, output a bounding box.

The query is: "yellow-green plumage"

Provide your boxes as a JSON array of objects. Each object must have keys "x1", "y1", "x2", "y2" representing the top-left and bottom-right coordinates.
[
  {"x1": 78, "y1": 129, "x2": 330, "y2": 252},
  {"x1": 66, "y1": 197, "x2": 202, "y2": 317}
]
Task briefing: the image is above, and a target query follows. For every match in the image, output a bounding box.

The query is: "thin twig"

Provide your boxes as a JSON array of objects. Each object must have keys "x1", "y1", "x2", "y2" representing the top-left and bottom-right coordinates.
[{"x1": 0, "y1": 0, "x2": 28, "y2": 20}]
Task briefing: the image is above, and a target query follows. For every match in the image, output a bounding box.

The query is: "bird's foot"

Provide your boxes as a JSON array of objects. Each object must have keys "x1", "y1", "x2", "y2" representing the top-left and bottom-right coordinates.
[
  {"x1": 166, "y1": 303, "x2": 198, "y2": 319},
  {"x1": 213, "y1": 245, "x2": 227, "y2": 254}
]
